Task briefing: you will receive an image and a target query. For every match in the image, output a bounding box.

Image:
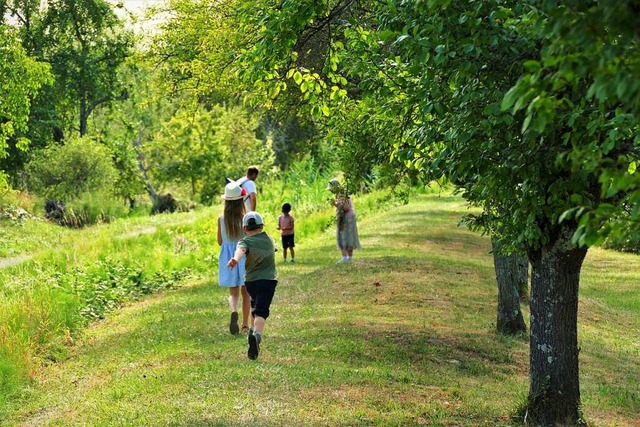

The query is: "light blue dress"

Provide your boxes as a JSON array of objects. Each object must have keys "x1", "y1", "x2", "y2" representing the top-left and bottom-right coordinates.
[{"x1": 218, "y1": 216, "x2": 246, "y2": 287}]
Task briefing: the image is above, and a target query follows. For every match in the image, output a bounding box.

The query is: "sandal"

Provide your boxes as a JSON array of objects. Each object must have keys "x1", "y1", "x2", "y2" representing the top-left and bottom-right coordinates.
[{"x1": 241, "y1": 325, "x2": 249, "y2": 333}]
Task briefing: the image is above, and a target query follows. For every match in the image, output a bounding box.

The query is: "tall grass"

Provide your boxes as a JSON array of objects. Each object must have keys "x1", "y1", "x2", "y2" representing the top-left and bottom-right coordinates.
[{"x1": 258, "y1": 157, "x2": 337, "y2": 239}]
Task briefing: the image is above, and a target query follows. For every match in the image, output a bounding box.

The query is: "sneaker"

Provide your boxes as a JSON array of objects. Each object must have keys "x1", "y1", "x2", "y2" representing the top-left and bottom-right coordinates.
[
  {"x1": 248, "y1": 333, "x2": 260, "y2": 360},
  {"x1": 290, "y1": 259, "x2": 295, "y2": 263},
  {"x1": 283, "y1": 259, "x2": 288, "y2": 263},
  {"x1": 229, "y1": 311, "x2": 239, "y2": 335}
]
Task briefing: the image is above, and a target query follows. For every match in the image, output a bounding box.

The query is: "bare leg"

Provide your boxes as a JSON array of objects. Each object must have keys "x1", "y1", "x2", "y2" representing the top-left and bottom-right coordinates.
[
  {"x1": 228, "y1": 286, "x2": 239, "y2": 311},
  {"x1": 240, "y1": 285, "x2": 251, "y2": 329},
  {"x1": 248, "y1": 315, "x2": 266, "y2": 360},
  {"x1": 253, "y1": 316, "x2": 266, "y2": 334},
  {"x1": 228, "y1": 287, "x2": 240, "y2": 334}
]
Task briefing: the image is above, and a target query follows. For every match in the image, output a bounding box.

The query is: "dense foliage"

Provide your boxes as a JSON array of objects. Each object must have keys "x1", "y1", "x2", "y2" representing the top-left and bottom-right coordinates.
[{"x1": 0, "y1": 24, "x2": 51, "y2": 182}]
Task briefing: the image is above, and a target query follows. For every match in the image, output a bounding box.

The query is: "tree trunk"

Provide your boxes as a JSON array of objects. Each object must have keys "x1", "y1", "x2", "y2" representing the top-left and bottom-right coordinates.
[
  {"x1": 515, "y1": 255, "x2": 529, "y2": 300},
  {"x1": 492, "y1": 237, "x2": 527, "y2": 335},
  {"x1": 80, "y1": 97, "x2": 88, "y2": 136},
  {"x1": 132, "y1": 130, "x2": 158, "y2": 205},
  {"x1": 525, "y1": 223, "x2": 587, "y2": 426}
]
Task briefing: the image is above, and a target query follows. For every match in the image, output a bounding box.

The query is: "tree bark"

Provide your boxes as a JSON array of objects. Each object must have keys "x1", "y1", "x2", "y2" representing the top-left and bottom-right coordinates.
[
  {"x1": 492, "y1": 237, "x2": 527, "y2": 335},
  {"x1": 525, "y1": 223, "x2": 587, "y2": 426},
  {"x1": 515, "y1": 255, "x2": 529, "y2": 300},
  {"x1": 132, "y1": 130, "x2": 158, "y2": 205},
  {"x1": 80, "y1": 96, "x2": 88, "y2": 136}
]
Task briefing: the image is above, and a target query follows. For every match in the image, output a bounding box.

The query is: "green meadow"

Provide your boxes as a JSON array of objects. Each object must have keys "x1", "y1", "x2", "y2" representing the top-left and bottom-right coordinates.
[{"x1": 1, "y1": 192, "x2": 638, "y2": 426}]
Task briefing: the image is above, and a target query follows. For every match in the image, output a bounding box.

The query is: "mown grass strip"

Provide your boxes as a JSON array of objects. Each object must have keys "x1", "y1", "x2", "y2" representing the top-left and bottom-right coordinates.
[{"x1": 1, "y1": 193, "x2": 638, "y2": 426}]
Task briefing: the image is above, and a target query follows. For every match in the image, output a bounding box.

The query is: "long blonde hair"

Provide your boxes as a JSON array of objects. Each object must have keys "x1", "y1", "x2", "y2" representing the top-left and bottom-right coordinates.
[{"x1": 223, "y1": 199, "x2": 245, "y2": 240}]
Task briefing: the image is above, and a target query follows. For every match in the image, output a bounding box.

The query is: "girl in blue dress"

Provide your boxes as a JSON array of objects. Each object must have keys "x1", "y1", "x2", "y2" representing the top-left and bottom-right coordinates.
[{"x1": 217, "y1": 181, "x2": 250, "y2": 334}]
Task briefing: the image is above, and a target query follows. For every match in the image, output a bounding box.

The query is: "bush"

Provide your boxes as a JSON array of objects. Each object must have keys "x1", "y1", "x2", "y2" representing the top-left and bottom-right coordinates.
[
  {"x1": 151, "y1": 193, "x2": 178, "y2": 214},
  {"x1": 26, "y1": 136, "x2": 117, "y2": 202},
  {"x1": 1, "y1": 177, "x2": 35, "y2": 222},
  {"x1": 45, "y1": 192, "x2": 129, "y2": 228},
  {"x1": 59, "y1": 258, "x2": 189, "y2": 321}
]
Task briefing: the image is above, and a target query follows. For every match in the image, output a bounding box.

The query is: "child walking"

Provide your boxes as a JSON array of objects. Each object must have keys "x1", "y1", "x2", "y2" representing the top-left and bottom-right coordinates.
[
  {"x1": 227, "y1": 212, "x2": 277, "y2": 360},
  {"x1": 277, "y1": 202, "x2": 295, "y2": 263},
  {"x1": 327, "y1": 178, "x2": 360, "y2": 262},
  {"x1": 217, "y1": 181, "x2": 251, "y2": 334}
]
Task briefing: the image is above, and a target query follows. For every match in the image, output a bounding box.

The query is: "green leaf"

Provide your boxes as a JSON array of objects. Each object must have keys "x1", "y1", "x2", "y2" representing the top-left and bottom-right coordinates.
[
  {"x1": 532, "y1": 114, "x2": 547, "y2": 133},
  {"x1": 523, "y1": 60, "x2": 540, "y2": 72},
  {"x1": 558, "y1": 207, "x2": 577, "y2": 223},
  {"x1": 270, "y1": 85, "x2": 281, "y2": 99},
  {"x1": 501, "y1": 85, "x2": 519, "y2": 111},
  {"x1": 522, "y1": 114, "x2": 532, "y2": 132}
]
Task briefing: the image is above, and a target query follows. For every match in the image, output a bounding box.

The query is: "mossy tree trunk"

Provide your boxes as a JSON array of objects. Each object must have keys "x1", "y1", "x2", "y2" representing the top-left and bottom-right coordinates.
[
  {"x1": 492, "y1": 237, "x2": 527, "y2": 335},
  {"x1": 525, "y1": 224, "x2": 587, "y2": 426}
]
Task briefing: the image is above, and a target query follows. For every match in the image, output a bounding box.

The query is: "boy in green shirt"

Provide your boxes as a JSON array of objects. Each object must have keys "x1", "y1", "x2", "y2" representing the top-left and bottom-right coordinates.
[{"x1": 227, "y1": 211, "x2": 278, "y2": 360}]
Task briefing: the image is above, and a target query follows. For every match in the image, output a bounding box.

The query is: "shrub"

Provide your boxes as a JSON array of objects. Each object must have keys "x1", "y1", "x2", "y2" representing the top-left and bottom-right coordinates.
[
  {"x1": 26, "y1": 136, "x2": 117, "y2": 202},
  {"x1": 1, "y1": 178, "x2": 35, "y2": 222},
  {"x1": 151, "y1": 193, "x2": 178, "y2": 214},
  {"x1": 45, "y1": 192, "x2": 129, "y2": 228},
  {"x1": 61, "y1": 259, "x2": 189, "y2": 321}
]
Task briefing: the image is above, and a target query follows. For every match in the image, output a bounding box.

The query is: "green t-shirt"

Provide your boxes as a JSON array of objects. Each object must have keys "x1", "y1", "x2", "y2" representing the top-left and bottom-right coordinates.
[{"x1": 238, "y1": 231, "x2": 277, "y2": 282}]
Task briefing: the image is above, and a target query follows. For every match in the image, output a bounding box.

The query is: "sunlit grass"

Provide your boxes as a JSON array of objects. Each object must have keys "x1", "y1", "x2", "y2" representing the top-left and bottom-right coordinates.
[
  {"x1": 1, "y1": 192, "x2": 638, "y2": 426},
  {"x1": 0, "y1": 185, "x2": 403, "y2": 410}
]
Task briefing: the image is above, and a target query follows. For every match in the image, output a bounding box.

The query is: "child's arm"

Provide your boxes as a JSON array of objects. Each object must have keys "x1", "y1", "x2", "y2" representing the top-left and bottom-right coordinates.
[
  {"x1": 227, "y1": 245, "x2": 248, "y2": 269},
  {"x1": 216, "y1": 217, "x2": 223, "y2": 246}
]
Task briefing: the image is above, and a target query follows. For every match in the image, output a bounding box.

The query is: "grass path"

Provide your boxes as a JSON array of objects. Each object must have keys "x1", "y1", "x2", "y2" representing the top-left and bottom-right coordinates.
[{"x1": 2, "y1": 195, "x2": 639, "y2": 426}]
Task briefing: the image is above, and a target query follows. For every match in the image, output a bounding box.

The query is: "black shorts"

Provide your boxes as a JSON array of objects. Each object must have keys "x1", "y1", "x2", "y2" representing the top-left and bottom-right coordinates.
[
  {"x1": 245, "y1": 279, "x2": 278, "y2": 319},
  {"x1": 281, "y1": 234, "x2": 295, "y2": 248}
]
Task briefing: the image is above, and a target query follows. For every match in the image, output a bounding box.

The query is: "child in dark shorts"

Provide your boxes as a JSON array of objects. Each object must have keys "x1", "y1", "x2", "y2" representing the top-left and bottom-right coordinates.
[
  {"x1": 277, "y1": 203, "x2": 295, "y2": 263},
  {"x1": 227, "y1": 211, "x2": 277, "y2": 360}
]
